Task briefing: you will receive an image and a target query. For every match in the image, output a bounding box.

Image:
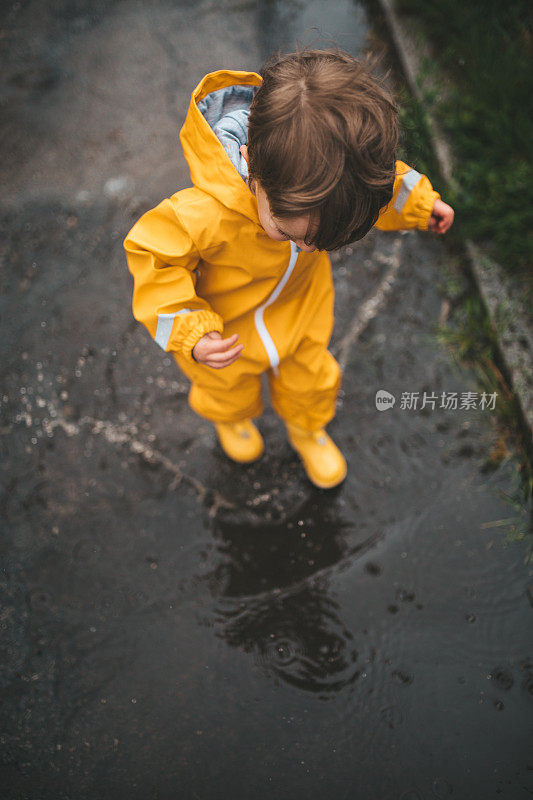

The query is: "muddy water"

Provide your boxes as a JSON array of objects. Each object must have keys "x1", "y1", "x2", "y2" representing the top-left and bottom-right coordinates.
[{"x1": 1, "y1": 1, "x2": 532, "y2": 799}]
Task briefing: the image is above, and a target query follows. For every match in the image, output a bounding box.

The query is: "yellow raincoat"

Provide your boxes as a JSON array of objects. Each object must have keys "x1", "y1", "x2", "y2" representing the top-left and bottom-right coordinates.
[{"x1": 124, "y1": 69, "x2": 440, "y2": 430}]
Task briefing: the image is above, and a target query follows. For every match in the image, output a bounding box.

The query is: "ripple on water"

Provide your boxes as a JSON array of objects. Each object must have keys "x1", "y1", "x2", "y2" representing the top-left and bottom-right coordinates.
[
  {"x1": 521, "y1": 669, "x2": 533, "y2": 699},
  {"x1": 379, "y1": 704, "x2": 403, "y2": 729},
  {"x1": 26, "y1": 588, "x2": 54, "y2": 612},
  {"x1": 72, "y1": 538, "x2": 101, "y2": 564},
  {"x1": 432, "y1": 777, "x2": 453, "y2": 797},
  {"x1": 264, "y1": 638, "x2": 297, "y2": 667},
  {"x1": 391, "y1": 500, "x2": 530, "y2": 670},
  {"x1": 93, "y1": 587, "x2": 128, "y2": 618},
  {"x1": 399, "y1": 788, "x2": 424, "y2": 800},
  {"x1": 392, "y1": 669, "x2": 414, "y2": 686},
  {"x1": 256, "y1": 629, "x2": 360, "y2": 695}
]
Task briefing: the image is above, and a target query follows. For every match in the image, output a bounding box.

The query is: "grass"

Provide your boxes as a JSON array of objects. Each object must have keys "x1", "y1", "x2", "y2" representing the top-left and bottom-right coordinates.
[
  {"x1": 396, "y1": 84, "x2": 439, "y2": 180},
  {"x1": 396, "y1": 0, "x2": 533, "y2": 295}
]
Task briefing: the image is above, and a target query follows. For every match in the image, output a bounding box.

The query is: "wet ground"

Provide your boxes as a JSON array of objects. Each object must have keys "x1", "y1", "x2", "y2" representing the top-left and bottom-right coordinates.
[{"x1": 1, "y1": 1, "x2": 532, "y2": 798}]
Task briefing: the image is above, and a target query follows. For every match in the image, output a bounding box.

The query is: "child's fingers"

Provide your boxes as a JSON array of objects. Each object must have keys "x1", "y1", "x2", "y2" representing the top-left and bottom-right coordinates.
[
  {"x1": 206, "y1": 352, "x2": 243, "y2": 368},
  {"x1": 219, "y1": 333, "x2": 240, "y2": 349},
  {"x1": 428, "y1": 200, "x2": 454, "y2": 234},
  {"x1": 206, "y1": 344, "x2": 244, "y2": 365},
  {"x1": 205, "y1": 333, "x2": 240, "y2": 354},
  {"x1": 209, "y1": 343, "x2": 243, "y2": 359},
  {"x1": 194, "y1": 333, "x2": 240, "y2": 362},
  {"x1": 192, "y1": 332, "x2": 244, "y2": 367},
  {"x1": 429, "y1": 213, "x2": 453, "y2": 234}
]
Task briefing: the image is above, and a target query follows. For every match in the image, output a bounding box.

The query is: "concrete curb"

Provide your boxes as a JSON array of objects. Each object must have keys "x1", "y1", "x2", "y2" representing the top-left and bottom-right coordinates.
[{"x1": 377, "y1": 0, "x2": 533, "y2": 454}]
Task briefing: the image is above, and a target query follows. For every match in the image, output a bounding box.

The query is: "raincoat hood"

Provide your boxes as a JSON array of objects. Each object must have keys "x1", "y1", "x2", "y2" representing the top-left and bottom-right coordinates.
[{"x1": 179, "y1": 70, "x2": 263, "y2": 225}]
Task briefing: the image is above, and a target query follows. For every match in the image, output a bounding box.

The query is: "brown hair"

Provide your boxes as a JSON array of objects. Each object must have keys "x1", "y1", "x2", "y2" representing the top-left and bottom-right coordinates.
[{"x1": 247, "y1": 48, "x2": 399, "y2": 251}]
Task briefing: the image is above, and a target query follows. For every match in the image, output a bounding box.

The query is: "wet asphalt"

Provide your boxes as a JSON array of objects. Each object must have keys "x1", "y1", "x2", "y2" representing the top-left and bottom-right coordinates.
[{"x1": 1, "y1": 2, "x2": 532, "y2": 799}]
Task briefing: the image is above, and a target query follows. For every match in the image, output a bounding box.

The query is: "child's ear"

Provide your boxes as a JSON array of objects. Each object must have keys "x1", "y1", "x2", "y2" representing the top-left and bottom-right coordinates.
[{"x1": 240, "y1": 144, "x2": 249, "y2": 165}]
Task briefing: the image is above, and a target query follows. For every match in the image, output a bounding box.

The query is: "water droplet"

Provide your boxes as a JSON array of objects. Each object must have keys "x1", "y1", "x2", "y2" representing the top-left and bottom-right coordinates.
[
  {"x1": 490, "y1": 667, "x2": 514, "y2": 691},
  {"x1": 73, "y1": 539, "x2": 101, "y2": 563},
  {"x1": 433, "y1": 776, "x2": 453, "y2": 797},
  {"x1": 392, "y1": 669, "x2": 414, "y2": 686},
  {"x1": 396, "y1": 588, "x2": 416, "y2": 602},
  {"x1": 265, "y1": 639, "x2": 296, "y2": 666},
  {"x1": 380, "y1": 705, "x2": 403, "y2": 729}
]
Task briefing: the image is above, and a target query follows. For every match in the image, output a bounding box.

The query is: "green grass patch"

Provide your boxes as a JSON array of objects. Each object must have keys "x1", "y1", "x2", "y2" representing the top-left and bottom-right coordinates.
[
  {"x1": 396, "y1": 0, "x2": 533, "y2": 284},
  {"x1": 396, "y1": 84, "x2": 439, "y2": 180}
]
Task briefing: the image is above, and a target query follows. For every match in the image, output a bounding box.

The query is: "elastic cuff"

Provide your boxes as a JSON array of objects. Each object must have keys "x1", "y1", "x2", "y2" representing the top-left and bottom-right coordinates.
[
  {"x1": 416, "y1": 190, "x2": 441, "y2": 230},
  {"x1": 172, "y1": 310, "x2": 225, "y2": 364}
]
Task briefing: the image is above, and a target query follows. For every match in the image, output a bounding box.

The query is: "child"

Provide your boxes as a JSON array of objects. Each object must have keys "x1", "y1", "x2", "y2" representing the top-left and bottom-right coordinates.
[{"x1": 124, "y1": 49, "x2": 454, "y2": 489}]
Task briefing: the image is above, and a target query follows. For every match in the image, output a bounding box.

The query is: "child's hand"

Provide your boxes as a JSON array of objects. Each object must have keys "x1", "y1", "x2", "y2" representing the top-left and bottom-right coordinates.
[
  {"x1": 192, "y1": 331, "x2": 243, "y2": 368},
  {"x1": 428, "y1": 198, "x2": 454, "y2": 234}
]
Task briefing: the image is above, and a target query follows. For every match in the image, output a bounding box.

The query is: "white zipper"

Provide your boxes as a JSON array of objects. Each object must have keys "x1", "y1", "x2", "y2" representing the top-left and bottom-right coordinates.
[{"x1": 254, "y1": 241, "x2": 299, "y2": 374}]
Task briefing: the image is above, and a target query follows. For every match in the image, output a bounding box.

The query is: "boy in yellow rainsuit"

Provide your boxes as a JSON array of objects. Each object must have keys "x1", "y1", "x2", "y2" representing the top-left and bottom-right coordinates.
[{"x1": 124, "y1": 49, "x2": 454, "y2": 489}]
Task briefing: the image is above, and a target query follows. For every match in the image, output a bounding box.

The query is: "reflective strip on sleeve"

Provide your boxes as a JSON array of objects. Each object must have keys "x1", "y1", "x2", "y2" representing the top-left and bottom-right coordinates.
[
  {"x1": 154, "y1": 309, "x2": 193, "y2": 350},
  {"x1": 394, "y1": 169, "x2": 422, "y2": 213}
]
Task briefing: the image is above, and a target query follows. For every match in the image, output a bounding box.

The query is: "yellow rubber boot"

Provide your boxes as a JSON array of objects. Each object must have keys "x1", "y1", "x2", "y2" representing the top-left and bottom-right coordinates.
[
  {"x1": 215, "y1": 419, "x2": 264, "y2": 463},
  {"x1": 286, "y1": 422, "x2": 347, "y2": 489}
]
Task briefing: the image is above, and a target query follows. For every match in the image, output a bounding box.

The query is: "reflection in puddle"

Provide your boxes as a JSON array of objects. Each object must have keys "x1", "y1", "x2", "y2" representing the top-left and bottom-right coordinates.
[
  {"x1": 206, "y1": 497, "x2": 376, "y2": 696},
  {"x1": 217, "y1": 586, "x2": 360, "y2": 695}
]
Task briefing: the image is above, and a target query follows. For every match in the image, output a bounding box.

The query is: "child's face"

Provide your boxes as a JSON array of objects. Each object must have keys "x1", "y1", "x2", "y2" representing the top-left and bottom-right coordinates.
[
  {"x1": 240, "y1": 145, "x2": 318, "y2": 253},
  {"x1": 254, "y1": 183, "x2": 318, "y2": 253}
]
